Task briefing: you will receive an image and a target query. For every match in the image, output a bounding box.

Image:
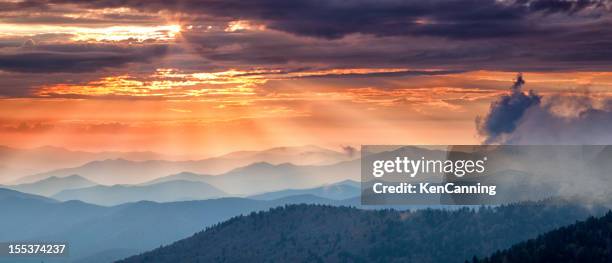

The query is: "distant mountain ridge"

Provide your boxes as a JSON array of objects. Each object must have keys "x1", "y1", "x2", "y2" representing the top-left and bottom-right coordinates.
[
  {"x1": 16, "y1": 145, "x2": 356, "y2": 185},
  {"x1": 0, "y1": 145, "x2": 175, "y2": 183},
  {"x1": 200, "y1": 161, "x2": 360, "y2": 195},
  {"x1": 15, "y1": 145, "x2": 612, "y2": 204},
  {"x1": 249, "y1": 180, "x2": 360, "y2": 200},
  {"x1": 141, "y1": 172, "x2": 212, "y2": 185},
  {"x1": 4, "y1": 174, "x2": 97, "y2": 196},
  {"x1": 6, "y1": 174, "x2": 360, "y2": 206},
  {"x1": 52, "y1": 180, "x2": 226, "y2": 206},
  {"x1": 19, "y1": 159, "x2": 359, "y2": 195},
  {"x1": 218, "y1": 145, "x2": 356, "y2": 166},
  {"x1": 0, "y1": 187, "x2": 57, "y2": 203}
]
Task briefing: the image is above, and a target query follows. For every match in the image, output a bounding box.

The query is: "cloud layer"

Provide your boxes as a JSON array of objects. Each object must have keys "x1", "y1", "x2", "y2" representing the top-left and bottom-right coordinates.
[
  {"x1": 0, "y1": 44, "x2": 168, "y2": 73},
  {"x1": 1, "y1": 0, "x2": 612, "y2": 150},
  {"x1": 477, "y1": 74, "x2": 612, "y2": 144}
]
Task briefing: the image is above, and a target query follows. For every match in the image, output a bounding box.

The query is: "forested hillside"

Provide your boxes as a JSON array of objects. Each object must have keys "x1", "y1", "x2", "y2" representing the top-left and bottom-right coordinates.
[
  {"x1": 119, "y1": 199, "x2": 605, "y2": 263},
  {"x1": 473, "y1": 211, "x2": 612, "y2": 263}
]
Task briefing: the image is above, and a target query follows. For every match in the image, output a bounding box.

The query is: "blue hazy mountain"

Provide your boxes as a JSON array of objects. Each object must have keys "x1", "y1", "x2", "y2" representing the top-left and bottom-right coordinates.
[
  {"x1": 1, "y1": 186, "x2": 607, "y2": 263},
  {"x1": 217, "y1": 145, "x2": 356, "y2": 166},
  {"x1": 202, "y1": 161, "x2": 359, "y2": 195},
  {"x1": 17, "y1": 145, "x2": 356, "y2": 185},
  {"x1": 0, "y1": 187, "x2": 57, "y2": 203},
  {"x1": 5, "y1": 174, "x2": 98, "y2": 196},
  {"x1": 22, "y1": 162, "x2": 358, "y2": 205},
  {"x1": 0, "y1": 145, "x2": 174, "y2": 184},
  {"x1": 52, "y1": 180, "x2": 227, "y2": 206},
  {"x1": 18, "y1": 158, "x2": 203, "y2": 185},
  {"x1": 118, "y1": 200, "x2": 607, "y2": 263},
  {"x1": 141, "y1": 172, "x2": 212, "y2": 185},
  {"x1": 0, "y1": 187, "x2": 339, "y2": 263},
  {"x1": 249, "y1": 180, "x2": 360, "y2": 200},
  {"x1": 51, "y1": 160, "x2": 359, "y2": 196},
  {"x1": 0, "y1": 188, "x2": 101, "y2": 244}
]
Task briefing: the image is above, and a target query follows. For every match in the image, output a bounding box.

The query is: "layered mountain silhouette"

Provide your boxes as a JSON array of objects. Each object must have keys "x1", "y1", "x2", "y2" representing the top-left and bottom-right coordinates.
[
  {"x1": 3, "y1": 174, "x2": 97, "y2": 196},
  {"x1": 21, "y1": 160, "x2": 359, "y2": 195},
  {"x1": 201, "y1": 162, "x2": 359, "y2": 195},
  {"x1": 0, "y1": 188, "x2": 340, "y2": 263},
  {"x1": 142, "y1": 172, "x2": 211, "y2": 185},
  {"x1": 0, "y1": 187, "x2": 57, "y2": 203},
  {"x1": 4, "y1": 145, "x2": 612, "y2": 263},
  {"x1": 16, "y1": 145, "x2": 356, "y2": 185},
  {"x1": 118, "y1": 199, "x2": 606, "y2": 263},
  {"x1": 4, "y1": 173, "x2": 359, "y2": 206},
  {"x1": 2, "y1": 185, "x2": 610, "y2": 263},
  {"x1": 0, "y1": 145, "x2": 173, "y2": 183},
  {"x1": 218, "y1": 145, "x2": 356, "y2": 166},
  {"x1": 473, "y1": 211, "x2": 612, "y2": 263},
  {"x1": 13, "y1": 145, "x2": 612, "y2": 203},
  {"x1": 52, "y1": 180, "x2": 226, "y2": 206},
  {"x1": 249, "y1": 180, "x2": 360, "y2": 200}
]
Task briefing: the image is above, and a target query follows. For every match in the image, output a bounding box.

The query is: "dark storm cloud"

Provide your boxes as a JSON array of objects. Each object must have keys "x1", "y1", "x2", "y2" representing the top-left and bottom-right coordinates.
[
  {"x1": 0, "y1": 14, "x2": 149, "y2": 25},
  {"x1": 293, "y1": 69, "x2": 466, "y2": 79},
  {"x1": 480, "y1": 95, "x2": 612, "y2": 145},
  {"x1": 0, "y1": 0, "x2": 611, "y2": 98},
  {"x1": 182, "y1": 30, "x2": 480, "y2": 69},
  {"x1": 0, "y1": 0, "x2": 48, "y2": 12},
  {"x1": 476, "y1": 73, "x2": 612, "y2": 144},
  {"x1": 521, "y1": 0, "x2": 608, "y2": 13},
  {"x1": 0, "y1": 0, "x2": 608, "y2": 73},
  {"x1": 39, "y1": 0, "x2": 609, "y2": 39},
  {"x1": 182, "y1": 26, "x2": 612, "y2": 73},
  {"x1": 0, "y1": 44, "x2": 168, "y2": 73},
  {"x1": 476, "y1": 74, "x2": 542, "y2": 143}
]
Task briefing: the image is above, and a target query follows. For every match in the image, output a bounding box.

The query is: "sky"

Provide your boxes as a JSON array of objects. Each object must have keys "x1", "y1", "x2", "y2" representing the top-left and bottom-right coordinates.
[{"x1": 1, "y1": 0, "x2": 611, "y2": 157}]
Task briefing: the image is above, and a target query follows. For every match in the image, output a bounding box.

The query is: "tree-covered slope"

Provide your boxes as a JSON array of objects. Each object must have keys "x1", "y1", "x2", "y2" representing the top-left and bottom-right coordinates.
[
  {"x1": 473, "y1": 210, "x2": 612, "y2": 263},
  {"x1": 119, "y1": 199, "x2": 606, "y2": 263}
]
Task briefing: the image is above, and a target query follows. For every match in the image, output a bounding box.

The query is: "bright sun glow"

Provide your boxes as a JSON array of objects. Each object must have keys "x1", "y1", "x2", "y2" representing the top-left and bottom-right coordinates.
[
  {"x1": 71, "y1": 24, "x2": 182, "y2": 42},
  {"x1": 0, "y1": 23, "x2": 182, "y2": 42},
  {"x1": 224, "y1": 20, "x2": 266, "y2": 32}
]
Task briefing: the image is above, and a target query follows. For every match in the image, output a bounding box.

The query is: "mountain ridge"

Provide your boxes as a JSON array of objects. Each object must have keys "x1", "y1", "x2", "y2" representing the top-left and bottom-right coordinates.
[
  {"x1": 249, "y1": 179, "x2": 360, "y2": 200},
  {"x1": 52, "y1": 180, "x2": 227, "y2": 206},
  {"x1": 16, "y1": 145, "x2": 356, "y2": 185},
  {"x1": 5, "y1": 174, "x2": 97, "y2": 196},
  {"x1": 0, "y1": 188, "x2": 342, "y2": 263},
  {"x1": 20, "y1": 158, "x2": 360, "y2": 194},
  {"x1": 118, "y1": 199, "x2": 608, "y2": 263},
  {"x1": 474, "y1": 210, "x2": 612, "y2": 263}
]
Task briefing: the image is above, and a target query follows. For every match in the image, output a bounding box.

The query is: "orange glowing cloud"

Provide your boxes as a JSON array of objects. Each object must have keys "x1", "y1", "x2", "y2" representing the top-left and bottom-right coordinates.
[
  {"x1": 3, "y1": 70, "x2": 612, "y2": 156},
  {"x1": 35, "y1": 69, "x2": 263, "y2": 98},
  {"x1": 35, "y1": 68, "x2": 453, "y2": 98}
]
